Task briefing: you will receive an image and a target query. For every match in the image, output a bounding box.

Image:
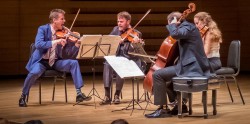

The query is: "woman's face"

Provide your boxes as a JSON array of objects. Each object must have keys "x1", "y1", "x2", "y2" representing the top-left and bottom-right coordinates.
[{"x1": 194, "y1": 17, "x2": 204, "y2": 30}]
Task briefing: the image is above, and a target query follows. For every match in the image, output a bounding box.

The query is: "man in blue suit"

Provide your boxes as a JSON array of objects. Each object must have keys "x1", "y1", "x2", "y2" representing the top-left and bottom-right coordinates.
[
  {"x1": 145, "y1": 11, "x2": 211, "y2": 118},
  {"x1": 19, "y1": 9, "x2": 91, "y2": 107}
]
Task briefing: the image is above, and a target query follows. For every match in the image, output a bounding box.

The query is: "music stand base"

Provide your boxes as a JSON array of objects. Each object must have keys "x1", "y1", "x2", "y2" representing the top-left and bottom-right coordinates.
[{"x1": 112, "y1": 99, "x2": 144, "y2": 116}]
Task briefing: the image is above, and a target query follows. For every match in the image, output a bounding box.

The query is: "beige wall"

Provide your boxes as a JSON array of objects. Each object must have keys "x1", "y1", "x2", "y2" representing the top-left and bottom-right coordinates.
[{"x1": 0, "y1": 0, "x2": 249, "y2": 75}]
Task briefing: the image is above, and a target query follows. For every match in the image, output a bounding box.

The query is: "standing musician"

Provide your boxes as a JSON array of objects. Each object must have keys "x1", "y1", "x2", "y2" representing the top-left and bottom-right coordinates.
[
  {"x1": 100, "y1": 11, "x2": 145, "y2": 105},
  {"x1": 145, "y1": 11, "x2": 211, "y2": 118},
  {"x1": 194, "y1": 12, "x2": 222, "y2": 71},
  {"x1": 19, "y1": 9, "x2": 91, "y2": 107}
]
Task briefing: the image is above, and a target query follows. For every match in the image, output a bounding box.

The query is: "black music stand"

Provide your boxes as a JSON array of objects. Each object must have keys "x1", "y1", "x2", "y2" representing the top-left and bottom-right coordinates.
[
  {"x1": 128, "y1": 43, "x2": 155, "y2": 113},
  {"x1": 74, "y1": 35, "x2": 111, "y2": 107},
  {"x1": 74, "y1": 35, "x2": 120, "y2": 107},
  {"x1": 105, "y1": 56, "x2": 145, "y2": 116}
]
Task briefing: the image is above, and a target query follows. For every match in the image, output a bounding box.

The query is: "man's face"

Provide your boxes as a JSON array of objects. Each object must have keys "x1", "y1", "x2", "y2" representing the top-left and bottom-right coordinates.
[
  {"x1": 117, "y1": 17, "x2": 130, "y2": 31},
  {"x1": 53, "y1": 13, "x2": 65, "y2": 30}
]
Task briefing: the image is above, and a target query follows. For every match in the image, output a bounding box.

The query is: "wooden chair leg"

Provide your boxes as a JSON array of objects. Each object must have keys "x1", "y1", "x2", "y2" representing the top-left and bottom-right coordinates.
[
  {"x1": 188, "y1": 93, "x2": 192, "y2": 115},
  {"x1": 212, "y1": 90, "x2": 217, "y2": 115},
  {"x1": 39, "y1": 80, "x2": 41, "y2": 105},
  {"x1": 52, "y1": 77, "x2": 56, "y2": 101},
  {"x1": 202, "y1": 91, "x2": 208, "y2": 119},
  {"x1": 26, "y1": 93, "x2": 29, "y2": 103},
  {"x1": 64, "y1": 77, "x2": 67, "y2": 103}
]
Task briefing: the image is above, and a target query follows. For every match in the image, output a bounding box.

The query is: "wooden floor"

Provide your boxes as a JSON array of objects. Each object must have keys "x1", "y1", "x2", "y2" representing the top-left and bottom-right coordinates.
[{"x1": 0, "y1": 74, "x2": 249, "y2": 124}]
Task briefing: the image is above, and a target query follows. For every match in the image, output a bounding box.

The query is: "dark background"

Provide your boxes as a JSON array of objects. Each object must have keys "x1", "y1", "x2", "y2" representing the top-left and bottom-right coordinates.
[{"x1": 0, "y1": 0, "x2": 249, "y2": 76}]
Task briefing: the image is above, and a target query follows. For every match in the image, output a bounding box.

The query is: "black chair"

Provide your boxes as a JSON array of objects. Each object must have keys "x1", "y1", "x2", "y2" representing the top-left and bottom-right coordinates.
[
  {"x1": 172, "y1": 76, "x2": 220, "y2": 119},
  {"x1": 215, "y1": 40, "x2": 245, "y2": 105},
  {"x1": 27, "y1": 43, "x2": 68, "y2": 104}
]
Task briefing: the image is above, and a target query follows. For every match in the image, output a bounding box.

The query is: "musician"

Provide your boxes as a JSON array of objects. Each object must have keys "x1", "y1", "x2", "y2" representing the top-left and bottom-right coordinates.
[
  {"x1": 19, "y1": 9, "x2": 91, "y2": 107},
  {"x1": 145, "y1": 11, "x2": 211, "y2": 118},
  {"x1": 100, "y1": 11, "x2": 145, "y2": 105},
  {"x1": 194, "y1": 12, "x2": 222, "y2": 71}
]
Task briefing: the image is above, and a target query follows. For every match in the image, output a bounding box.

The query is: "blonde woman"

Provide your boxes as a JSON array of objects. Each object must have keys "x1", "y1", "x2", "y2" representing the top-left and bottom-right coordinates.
[{"x1": 194, "y1": 12, "x2": 222, "y2": 71}]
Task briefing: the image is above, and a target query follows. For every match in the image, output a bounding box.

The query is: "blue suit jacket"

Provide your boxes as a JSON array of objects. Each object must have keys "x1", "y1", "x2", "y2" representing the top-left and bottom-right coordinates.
[
  {"x1": 26, "y1": 24, "x2": 79, "y2": 71},
  {"x1": 167, "y1": 20, "x2": 211, "y2": 77}
]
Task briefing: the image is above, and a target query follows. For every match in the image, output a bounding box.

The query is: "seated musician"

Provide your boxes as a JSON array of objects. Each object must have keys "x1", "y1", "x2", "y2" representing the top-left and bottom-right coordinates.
[
  {"x1": 100, "y1": 11, "x2": 145, "y2": 105},
  {"x1": 145, "y1": 11, "x2": 212, "y2": 118},
  {"x1": 19, "y1": 9, "x2": 91, "y2": 107},
  {"x1": 194, "y1": 12, "x2": 222, "y2": 71}
]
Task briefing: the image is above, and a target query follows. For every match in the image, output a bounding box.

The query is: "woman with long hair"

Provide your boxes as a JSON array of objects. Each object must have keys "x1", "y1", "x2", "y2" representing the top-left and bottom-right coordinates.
[{"x1": 194, "y1": 12, "x2": 222, "y2": 71}]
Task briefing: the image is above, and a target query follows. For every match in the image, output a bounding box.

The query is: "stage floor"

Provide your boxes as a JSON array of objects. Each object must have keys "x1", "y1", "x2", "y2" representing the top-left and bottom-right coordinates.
[{"x1": 0, "y1": 74, "x2": 249, "y2": 124}]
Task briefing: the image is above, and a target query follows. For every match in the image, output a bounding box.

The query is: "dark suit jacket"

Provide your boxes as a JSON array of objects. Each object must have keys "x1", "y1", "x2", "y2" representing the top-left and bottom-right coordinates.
[
  {"x1": 26, "y1": 24, "x2": 79, "y2": 71},
  {"x1": 167, "y1": 20, "x2": 211, "y2": 77},
  {"x1": 110, "y1": 26, "x2": 142, "y2": 60}
]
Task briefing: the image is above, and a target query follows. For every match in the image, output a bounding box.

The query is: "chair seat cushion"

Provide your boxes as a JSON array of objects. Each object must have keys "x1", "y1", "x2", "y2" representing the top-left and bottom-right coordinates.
[
  {"x1": 215, "y1": 67, "x2": 235, "y2": 75},
  {"x1": 172, "y1": 76, "x2": 220, "y2": 92},
  {"x1": 42, "y1": 70, "x2": 65, "y2": 77}
]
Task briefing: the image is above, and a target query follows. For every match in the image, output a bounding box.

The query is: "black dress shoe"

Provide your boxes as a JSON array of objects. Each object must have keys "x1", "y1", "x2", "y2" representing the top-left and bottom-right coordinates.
[
  {"x1": 145, "y1": 108, "x2": 172, "y2": 118},
  {"x1": 113, "y1": 95, "x2": 120, "y2": 104},
  {"x1": 171, "y1": 104, "x2": 188, "y2": 115},
  {"x1": 99, "y1": 96, "x2": 111, "y2": 105},
  {"x1": 19, "y1": 96, "x2": 27, "y2": 107},
  {"x1": 76, "y1": 93, "x2": 92, "y2": 103}
]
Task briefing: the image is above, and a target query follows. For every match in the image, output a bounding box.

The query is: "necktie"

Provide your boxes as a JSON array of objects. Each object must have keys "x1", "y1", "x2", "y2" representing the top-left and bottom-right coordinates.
[{"x1": 49, "y1": 34, "x2": 56, "y2": 66}]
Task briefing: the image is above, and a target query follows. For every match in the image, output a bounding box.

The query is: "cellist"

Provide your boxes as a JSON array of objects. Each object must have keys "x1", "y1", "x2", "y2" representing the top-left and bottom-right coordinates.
[{"x1": 145, "y1": 11, "x2": 211, "y2": 118}]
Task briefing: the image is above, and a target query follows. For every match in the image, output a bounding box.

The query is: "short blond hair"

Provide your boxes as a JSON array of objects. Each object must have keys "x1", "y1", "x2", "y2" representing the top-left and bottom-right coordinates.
[{"x1": 49, "y1": 9, "x2": 65, "y2": 23}]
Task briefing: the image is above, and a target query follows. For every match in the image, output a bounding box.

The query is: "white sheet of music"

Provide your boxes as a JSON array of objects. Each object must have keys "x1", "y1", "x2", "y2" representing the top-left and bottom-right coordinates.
[{"x1": 104, "y1": 56, "x2": 145, "y2": 79}]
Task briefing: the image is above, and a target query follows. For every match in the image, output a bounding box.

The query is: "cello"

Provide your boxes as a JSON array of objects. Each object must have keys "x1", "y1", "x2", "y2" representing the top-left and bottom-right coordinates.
[{"x1": 143, "y1": 3, "x2": 196, "y2": 94}]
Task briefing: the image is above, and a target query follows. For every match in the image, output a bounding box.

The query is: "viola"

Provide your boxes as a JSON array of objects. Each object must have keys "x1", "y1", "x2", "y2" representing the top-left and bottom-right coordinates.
[
  {"x1": 143, "y1": 3, "x2": 196, "y2": 94},
  {"x1": 200, "y1": 25, "x2": 209, "y2": 37}
]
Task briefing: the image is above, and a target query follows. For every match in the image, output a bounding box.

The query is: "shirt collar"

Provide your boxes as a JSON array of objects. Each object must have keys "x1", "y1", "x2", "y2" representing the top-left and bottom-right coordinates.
[{"x1": 50, "y1": 24, "x2": 56, "y2": 35}]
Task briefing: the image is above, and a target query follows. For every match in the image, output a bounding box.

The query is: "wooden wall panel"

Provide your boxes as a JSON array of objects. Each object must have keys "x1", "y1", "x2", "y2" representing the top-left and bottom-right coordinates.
[{"x1": 0, "y1": 0, "x2": 250, "y2": 75}]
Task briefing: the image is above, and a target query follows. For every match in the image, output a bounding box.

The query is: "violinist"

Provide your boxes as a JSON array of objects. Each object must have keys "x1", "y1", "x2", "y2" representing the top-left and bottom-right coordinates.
[
  {"x1": 194, "y1": 12, "x2": 222, "y2": 71},
  {"x1": 145, "y1": 11, "x2": 211, "y2": 118},
  {"x1": 19, "y1": 9, "x2": 91, "y2": 107},
  {"x1": 100, "y1": 11, "x2": 145, "y2": 105}
]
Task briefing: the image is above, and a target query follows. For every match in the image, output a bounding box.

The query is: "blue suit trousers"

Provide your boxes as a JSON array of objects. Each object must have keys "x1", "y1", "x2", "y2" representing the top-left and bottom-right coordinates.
[{"x1": 22, "y1": 59, "x2": 83, "y2": 95}]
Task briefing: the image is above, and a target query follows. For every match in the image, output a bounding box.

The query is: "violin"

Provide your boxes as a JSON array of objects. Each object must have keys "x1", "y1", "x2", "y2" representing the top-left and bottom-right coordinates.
[
  {"x1": 56, "y1": 8, "x2": 81, "y2": 43},
  {"x1": 55, "y1": 26, "x2": 81, "y2": 43},
  {"x1": 121, "y1": 9, "x2": 151, "y2": 43},
  {"x1": 200, "y1": 25, "x2": 209, "y2": 37},
  {"x1": 143, "y1": 3, "x2": 196, "y2": 94},
  {"x1": 120, "y1": 28, "x2": 139, "y2": 43}
]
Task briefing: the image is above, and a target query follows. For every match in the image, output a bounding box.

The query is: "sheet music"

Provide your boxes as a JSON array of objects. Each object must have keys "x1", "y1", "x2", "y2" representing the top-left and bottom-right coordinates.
[
  {"x1": 77, "y1": 35, "x2": 120, "y2": 59},
  {"x1": 104, "y1": 56, "x2": 145, "y2": 79}
]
